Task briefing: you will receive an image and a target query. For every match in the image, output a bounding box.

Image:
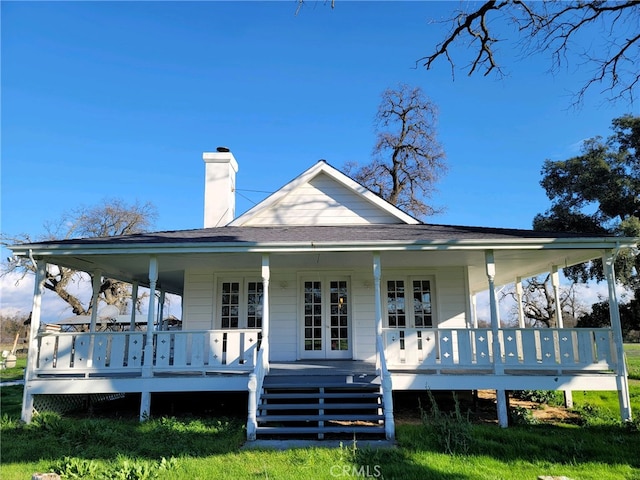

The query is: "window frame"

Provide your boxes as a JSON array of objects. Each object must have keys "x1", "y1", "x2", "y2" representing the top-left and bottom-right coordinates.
[
  {"x1": 383, "y1": 274, "x2": 437, "y2": 329},
  {"x1": 216, "y1": 277, "x2": 263, "y2": 330}
]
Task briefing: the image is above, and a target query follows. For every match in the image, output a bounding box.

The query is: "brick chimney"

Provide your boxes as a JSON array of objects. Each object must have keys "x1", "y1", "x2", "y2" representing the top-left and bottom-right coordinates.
[{"x1": 203, "y1": 148, "x2": 238, "y2": 228}]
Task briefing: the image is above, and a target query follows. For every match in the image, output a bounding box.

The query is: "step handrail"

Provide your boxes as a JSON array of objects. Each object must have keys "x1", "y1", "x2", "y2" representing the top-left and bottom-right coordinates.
[
  {"x1": 247, "y1": 346, "x2": 268, "y2": 441},
  {"x1": 376, "y1": 335, "x2": 395, "y2": 441}
]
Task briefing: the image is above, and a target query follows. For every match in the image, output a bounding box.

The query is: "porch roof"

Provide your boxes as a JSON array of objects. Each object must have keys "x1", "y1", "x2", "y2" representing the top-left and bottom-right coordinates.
[
  {"x1": 9, "y1": 223, "x2": 632, "y2": 246},
  {"x1": 10, "y1": 224, "x2": 637, "y2": 295}
]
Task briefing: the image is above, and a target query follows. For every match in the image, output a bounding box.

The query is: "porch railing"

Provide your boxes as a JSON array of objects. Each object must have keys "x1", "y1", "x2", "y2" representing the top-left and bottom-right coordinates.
[
  {"x1": 247, "y1": 346, "x2": 269, "y2": 441},
  {"x1": 376, "y1": 335, "x2": 395, "y2": 441},
  {"x1": 34, "y1": 329, "x2": 261, "y2": 376},
  {"x1": 382, "y1": 327, "x2": 617, "y2": 372}
]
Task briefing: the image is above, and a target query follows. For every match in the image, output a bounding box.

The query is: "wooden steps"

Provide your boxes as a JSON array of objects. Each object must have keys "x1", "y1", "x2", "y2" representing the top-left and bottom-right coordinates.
[{"x1": 256, "y1": 375, "x2": 386, "y2": 440}]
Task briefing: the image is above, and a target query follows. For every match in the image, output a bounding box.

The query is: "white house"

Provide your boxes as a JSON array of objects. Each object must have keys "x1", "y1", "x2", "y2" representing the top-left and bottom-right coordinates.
[{"x1": 11, "y1": 149, "x2": 636, "y2": 440}]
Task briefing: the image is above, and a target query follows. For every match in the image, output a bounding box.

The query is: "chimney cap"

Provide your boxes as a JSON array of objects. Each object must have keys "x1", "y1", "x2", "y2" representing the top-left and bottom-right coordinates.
[{"x1": 216, "y1": 146, "x2": 230, "y2": 152}]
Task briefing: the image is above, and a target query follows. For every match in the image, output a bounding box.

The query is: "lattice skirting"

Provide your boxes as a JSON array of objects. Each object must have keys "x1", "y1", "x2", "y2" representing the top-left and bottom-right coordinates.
[{"x1": 33, "y1": 393, "x2": 126, "y2": 415}]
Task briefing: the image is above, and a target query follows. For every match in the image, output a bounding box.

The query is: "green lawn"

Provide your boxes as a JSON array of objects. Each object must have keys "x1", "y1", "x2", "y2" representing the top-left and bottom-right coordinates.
[
  {"x1": 0, "y1": 353, "x2": 26, "y2": 382},
  {"x1": 1, "y1": 346, "x2": 639, "y2": 480},
  {"x1": 624, "y1": 343, "x2": 640, "y2": 380},
  {"x1": 1, "y1": 405, "x2": 638, "y2": 480}
]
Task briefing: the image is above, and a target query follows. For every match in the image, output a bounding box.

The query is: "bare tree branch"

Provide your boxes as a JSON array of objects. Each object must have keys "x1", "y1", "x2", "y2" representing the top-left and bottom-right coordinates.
[
  {"x1": 421, "y1": 1, "x2": 640, "y2": 105},
  {"x1": 346, "y1": 84, "x2": 447, "y2": 218},
  {"x1": 2, "y1": 198, "x2": 157, "y2": 316}
]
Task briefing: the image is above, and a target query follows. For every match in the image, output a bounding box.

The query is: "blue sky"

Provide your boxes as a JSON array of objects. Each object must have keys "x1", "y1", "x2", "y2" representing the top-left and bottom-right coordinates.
[{"x1": 1, "y1": 1, "x2": 637, "y2": 319}]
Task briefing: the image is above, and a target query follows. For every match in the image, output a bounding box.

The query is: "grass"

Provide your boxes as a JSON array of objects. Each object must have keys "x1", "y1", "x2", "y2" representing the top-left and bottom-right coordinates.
[
  {"x1": 566, "y1": 344, "x2": 640, "y2": 427},
  {"x1": 1, "y1": 404, "x2": 638, "y2": 480},
  {"x1": 1, "y1": 346, "x2": 639, "y2": 479},
  {"x1": 0, "y1": 353, "x2": 26, "y2": 382},
  {"x1": 624, "y1": 343, "x2": 640, "y2": 380}
]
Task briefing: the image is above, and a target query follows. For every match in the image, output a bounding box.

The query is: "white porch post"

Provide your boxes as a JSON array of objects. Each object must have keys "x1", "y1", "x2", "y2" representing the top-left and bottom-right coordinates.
[
  {"x1": 471, "y1": 294, "x2": 479, "y2": 329},
  {"x1": 603, "y1": 250, "x2": 632, "y2": 422},
  {"x1": 21, "y1": 256, "x2": 47, "y2": 423},
  {"x1": 88, "y1": 270, "x2": 102, "y2": 333},
  {"x1": 373, "y1": 252, "x2": 395, "y2": 440},
  {"x1": 129, "y1": 281, "x2": 139, "y2": 331},
  {"x1": 247, "y1": 373, "x2": 258, "y2": 440},
  {"x1": 551, "y1": 266, "x2": 573, "y2": 407},
  {"x1": 159, "y1": 290, "x2": 166, "y2": 330},
  {"x1": 247, "y1": 254, "x2": 270, "y2": 440},
  {"x1": 140, "y1": 256, "x2": 158, "y2": 421},
  {"x1": 261, "y1": 254, "x2": 270, "y2": 368},
  {"x1": 86, "y1": 269, "x2": 102, "y2": 369},
  {"x1": 373, "y1": 252, "x2": 383, "y2": 363},
  {"x1": 515, "y1": 277, "x2": 525, "y2": 328},
  {"x1": 551, "y1": 266, "x2": 564, "y2": 328},
  {"x1": 485, "y1": 250, "x2": 508, "y2": 427}
]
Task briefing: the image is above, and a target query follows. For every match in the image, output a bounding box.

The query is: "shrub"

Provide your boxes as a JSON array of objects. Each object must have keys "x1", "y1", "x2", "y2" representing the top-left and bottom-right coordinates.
[
  {"x1": 420, "y1": 390, "x2": 473, "y2": 455},
  {"x1": 49, "y1": 456, "x2": 178, "y2": 480},
  {"x1": 573, "y1": 402, "x2": 619, "y2": 427},
  {"x1": 512, "y1": 390, "x2": 558, "y2": 404},
  {"x1": 30, "y1": 411, "x2": 63, "y2": 432},
  {"x1": 509, "y1": 405, "x2": 539, "y2": 425},
  {"x1": 52, "y1": 456, "x2": 100, "y2": 479}
]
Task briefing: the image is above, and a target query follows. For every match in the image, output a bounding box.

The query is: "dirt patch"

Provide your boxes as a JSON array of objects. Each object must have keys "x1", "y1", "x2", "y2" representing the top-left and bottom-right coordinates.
[
  {"x1": 392, "y1": 390, "x2": 581, "y2": 426},
  {"x1": 478, "y1": 390, "x2": 581, "y2": 424}
]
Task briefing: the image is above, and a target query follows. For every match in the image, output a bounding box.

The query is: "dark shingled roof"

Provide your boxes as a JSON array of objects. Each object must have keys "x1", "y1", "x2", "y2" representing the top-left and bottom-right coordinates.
[{"x1": 24, "y1": 223, "x2": 600, "y2": 247}]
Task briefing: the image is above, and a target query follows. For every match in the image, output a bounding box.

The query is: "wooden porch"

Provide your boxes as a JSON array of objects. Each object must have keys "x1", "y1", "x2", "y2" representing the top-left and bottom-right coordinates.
[{"x1": 21, "y1": 324, "x2": 630, "y2": 440}]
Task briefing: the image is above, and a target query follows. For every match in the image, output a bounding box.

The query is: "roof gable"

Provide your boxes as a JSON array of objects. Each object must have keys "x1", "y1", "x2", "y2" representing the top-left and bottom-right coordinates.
[{"x1": 230, "y1": 161, "x2": 419, "y2": 226}]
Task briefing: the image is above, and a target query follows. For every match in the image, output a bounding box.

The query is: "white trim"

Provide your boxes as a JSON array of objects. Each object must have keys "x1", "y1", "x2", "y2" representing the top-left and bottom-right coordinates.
[
  {"x1": 229, "y1": 161, "x2": 419, "y2": 226},
  {"x1": 381, "y1": 274, "x2": 438, "y2": 328},
  {"x1": 13, "y1": 236, "x2": 637, "y2": 257},
  {"x1": 298, "y1": 274, "x2": 353, "y2": 360},
  {"x1": 215, "y1": 277, "x2": 264, "y2": 330}
]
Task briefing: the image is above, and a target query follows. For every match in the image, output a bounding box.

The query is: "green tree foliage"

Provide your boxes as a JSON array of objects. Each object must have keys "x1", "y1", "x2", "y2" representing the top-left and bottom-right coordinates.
[
  {"x1": 578, "y1": 298, "x2": 640, "y2": 341},
  {"x1": 534, "y1": 114, "x2": 640, "y2": 287},
  {"x1": 534, "y1": 115, "x2": 640, "y2": 333}
]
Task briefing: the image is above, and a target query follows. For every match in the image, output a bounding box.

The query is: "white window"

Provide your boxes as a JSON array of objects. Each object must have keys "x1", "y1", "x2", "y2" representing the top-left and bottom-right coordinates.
[
  {"x1": 218, "y1": 279, "x2": 263, "y2": 329},
  {"x1": 385, "y1": 276, "x2": 435, "y2": 328}
]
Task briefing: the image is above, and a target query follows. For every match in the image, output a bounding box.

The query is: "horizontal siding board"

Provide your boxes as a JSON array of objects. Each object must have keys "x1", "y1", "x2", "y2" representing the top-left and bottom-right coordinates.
[
  {"x1": 183, "y1": 270, "x2": 214, "y2": 330},
  {"x1": 244, "y1": 173, "x2": 399, "y2": 225}
]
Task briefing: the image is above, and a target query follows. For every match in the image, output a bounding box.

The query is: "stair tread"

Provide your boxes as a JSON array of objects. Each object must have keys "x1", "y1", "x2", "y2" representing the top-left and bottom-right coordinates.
[
  {"x1": 258, "y1": 403, "x2": 381, "y2": 410},
  {"x1": 263, "y1": 383, "x2": 379, "y2": 390},
  {"x1": 262, "y1": 392, "x2": 380, "y2": 399},
  {"x1": 256, "y1": 426, "x2": 385, "y2": 434},
  {"x1": 257, "y1": 414, "x2": 384, "y2": 422}
]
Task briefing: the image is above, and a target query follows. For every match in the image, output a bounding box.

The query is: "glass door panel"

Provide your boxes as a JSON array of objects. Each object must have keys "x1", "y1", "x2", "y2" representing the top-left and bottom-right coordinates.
[
  {"x1": 303, "y1": 281, "x2": 323, "y2": 352},
  {"x1": 301, "y1": 278, "x2": 351, "y2": 359},
  {"x1": 329, "y1": 280, "x2": 349, "y2": 352}
]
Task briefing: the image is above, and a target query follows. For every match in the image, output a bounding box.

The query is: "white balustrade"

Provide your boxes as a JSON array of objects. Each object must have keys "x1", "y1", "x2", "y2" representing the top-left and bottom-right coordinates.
[
  {"x1": 382, "y1": 327, "x2": 616, "y2": 372},
  {"x1": 34, "y1": 329, "x2": 261, "y2": 376}
]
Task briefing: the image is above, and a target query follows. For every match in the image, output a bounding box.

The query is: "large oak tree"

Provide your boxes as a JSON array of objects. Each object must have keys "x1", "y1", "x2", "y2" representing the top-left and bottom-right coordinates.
[
  {"x1": 345, "y1": 84, "x2": 447, "y2": 219},
  {"x1": 534, "y1": 115, "x2": 640, "y2": 335}
]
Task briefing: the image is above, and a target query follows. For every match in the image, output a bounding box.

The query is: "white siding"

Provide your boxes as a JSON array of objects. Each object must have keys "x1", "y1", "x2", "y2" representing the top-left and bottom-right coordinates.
[
  {"x1": 269, "y1": 273, "x2": 298, "y2": 361},
  {"x1": 181, "y1": 265, "x2": 468, "y2": 362},
  {"x1": 243, "y1": 173, "x2": 400, "y2": 226},
  {"x1": 350, "y1": 270, "x2": 377, "y2": 362},
  {"x1": 182, "y1": 270, "x2": 214, "y2": 330},
  {"x1": 434, "y1": 267, "x2": 468, "y2": 328}
]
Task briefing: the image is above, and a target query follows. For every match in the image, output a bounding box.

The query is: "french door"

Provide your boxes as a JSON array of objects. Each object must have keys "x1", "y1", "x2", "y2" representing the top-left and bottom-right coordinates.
[{"x1": 300, "y1": 277, "x2": 351, "y2": 359}]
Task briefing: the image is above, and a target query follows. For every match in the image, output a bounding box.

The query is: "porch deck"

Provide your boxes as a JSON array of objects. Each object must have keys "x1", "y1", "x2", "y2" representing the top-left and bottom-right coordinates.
[
  {"x1": 267, "y1": 359, "x2": 619, "y2": 391},
  {"x1": 268, "y1": 360, "x2": 377, "y2": 377}
]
